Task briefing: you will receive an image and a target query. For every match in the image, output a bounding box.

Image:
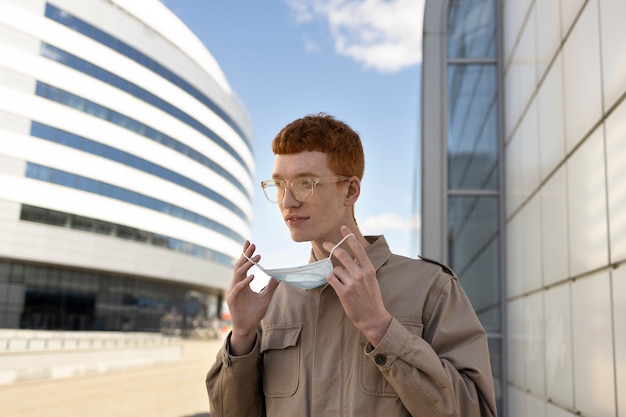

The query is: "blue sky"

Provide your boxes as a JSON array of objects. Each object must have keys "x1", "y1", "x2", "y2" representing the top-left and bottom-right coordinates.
[{"x1": 161, "y1": 0, "x2": 424, "y2": 284}]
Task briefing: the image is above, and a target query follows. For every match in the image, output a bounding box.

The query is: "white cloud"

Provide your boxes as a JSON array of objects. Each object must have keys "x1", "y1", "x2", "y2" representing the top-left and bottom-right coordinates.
[
  {"x1": 302, "y1": 35, "x2": 322, "y2": 52},
  {"x1": 285, "y1": 0, "x2": 425, "y2": 73},
  {"x1": 360, "y1": 212, "x2": 421, "y2": 232}
]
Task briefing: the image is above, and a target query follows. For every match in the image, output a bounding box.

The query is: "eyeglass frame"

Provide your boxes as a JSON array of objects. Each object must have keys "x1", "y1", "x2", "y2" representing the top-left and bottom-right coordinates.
[{"x1": 260, "y1": 175, "x2": 351, "y2": 203}]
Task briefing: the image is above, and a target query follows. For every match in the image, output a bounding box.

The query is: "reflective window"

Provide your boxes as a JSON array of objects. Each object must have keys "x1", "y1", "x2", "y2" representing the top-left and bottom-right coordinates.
[
  {"x1": 448, "y1": 196, "x2": 500, "y2": 331},
  {"x1": 39, "y1": 43, "x2": 251, "y2": 178},
  {"x1": 24, "y1": 163, "x2": 245, "y2": 244},
  {"x1": 447, "y1": 0, "x2": 500, "y2": 323},
  {"x1": 30, "y1": 122, "x2": 248, "y2": 222},
  {"x1": 20, "y1": 205, "x2": 234, "y2": 266},
  {"x1": 34, "y1": 82, "x2": 250, "y2": 200},
  {"x1": 447, "y1": 64, "x2": 499, "y2": 190},
  {"x1": 0, "y1": 259, "x2": 223, "y2": 332},
  {"x1": 70, "y1": 215, "x2": 94, "y2": 232},
  {"x1": 447, "y1": 0, "x2": 497, "y2": 59},
  {"x1": 447, "y1": 0, "x2": 502, "y2": 413}
]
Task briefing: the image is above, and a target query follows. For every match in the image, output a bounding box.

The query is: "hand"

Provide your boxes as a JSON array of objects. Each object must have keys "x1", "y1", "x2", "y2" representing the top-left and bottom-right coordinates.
[
  {"x1": 226, "y1": 241, "x2": 279, "y2": 355},
  {"x1": 324, "y1": 226, "x2": 392, "y2": 347}
]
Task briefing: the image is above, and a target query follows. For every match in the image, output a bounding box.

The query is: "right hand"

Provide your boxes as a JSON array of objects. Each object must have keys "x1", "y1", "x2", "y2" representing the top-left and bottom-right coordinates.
[{"x1": 226, "y1": 241, "x2": 280, "y2": 356}]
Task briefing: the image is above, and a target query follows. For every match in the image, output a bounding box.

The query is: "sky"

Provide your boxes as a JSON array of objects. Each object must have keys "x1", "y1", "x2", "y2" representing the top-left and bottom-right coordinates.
[{"x1": 161, "y1": 0, "x2": 424, "y2": 288}]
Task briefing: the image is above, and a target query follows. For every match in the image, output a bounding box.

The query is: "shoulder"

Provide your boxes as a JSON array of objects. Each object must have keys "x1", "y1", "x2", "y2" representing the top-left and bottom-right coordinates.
[
  {"x1": 417, "y1": 255, "x2": 457, "y2": 279},
  {"x1": 376, "y1": 253, "x2": 458, "y2": 295},
  {"x1": 365, "y1": 235, "x2": 457, "y2": 282},
  {"x1": 382, "y1": 252, "x2": 457, "y2": 280}
]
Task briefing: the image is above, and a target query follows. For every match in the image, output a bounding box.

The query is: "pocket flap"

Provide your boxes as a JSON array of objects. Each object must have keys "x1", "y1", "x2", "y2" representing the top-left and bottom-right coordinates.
[{"x1": 261, "y1": 324, "x2": 303, "y2": 352}]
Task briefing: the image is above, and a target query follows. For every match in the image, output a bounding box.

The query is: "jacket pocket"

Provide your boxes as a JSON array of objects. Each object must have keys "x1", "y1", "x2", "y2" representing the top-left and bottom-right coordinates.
[
  {"x1": 358, "y1": 321, "x2": 423, "y2": 397},
  {"x1": 260, "y1": 324, "x2": 303, "y2": 397}
]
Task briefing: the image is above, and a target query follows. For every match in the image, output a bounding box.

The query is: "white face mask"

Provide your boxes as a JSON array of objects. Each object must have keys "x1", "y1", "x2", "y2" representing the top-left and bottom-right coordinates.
[{"x1": 243, "y1": 234, "x2": 354, "y2": 290}]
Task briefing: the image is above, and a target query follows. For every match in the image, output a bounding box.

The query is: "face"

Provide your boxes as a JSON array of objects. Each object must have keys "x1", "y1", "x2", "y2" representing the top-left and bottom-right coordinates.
[{"x1": 271, "y1": 151, "x2": 353, "y2": 244}]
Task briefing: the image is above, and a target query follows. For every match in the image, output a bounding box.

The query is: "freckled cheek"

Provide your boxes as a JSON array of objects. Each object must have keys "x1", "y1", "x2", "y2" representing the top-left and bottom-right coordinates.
[{"x1": 315, "y1": 203, "x2": 343, "y2": 226}]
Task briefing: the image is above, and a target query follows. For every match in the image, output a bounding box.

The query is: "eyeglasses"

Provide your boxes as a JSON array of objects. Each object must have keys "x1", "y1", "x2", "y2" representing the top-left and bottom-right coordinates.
[{"x1": 261, "y1": 176, "x2": 350, "y2": 203}]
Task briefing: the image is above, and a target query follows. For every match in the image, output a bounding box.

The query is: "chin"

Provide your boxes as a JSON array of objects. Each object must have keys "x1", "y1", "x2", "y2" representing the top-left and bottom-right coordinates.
[
  {"x1": 288, "y1": 228, "x2": 312, "y2": 243},
  {"x1": 289, "y1": 232, "x2": 307, "y2": 243}
]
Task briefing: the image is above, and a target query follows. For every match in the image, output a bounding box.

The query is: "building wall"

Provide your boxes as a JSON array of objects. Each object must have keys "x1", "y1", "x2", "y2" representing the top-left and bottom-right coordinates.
[
  {"x1": 0, "y1": 0, "x2": 253, "y2": 331},
  {"x1": 503, "y1": 1, "x2": 625, "y2": 416},
  {"x1": 422, "y1": 0, "x2": 625, "y2": 416}
]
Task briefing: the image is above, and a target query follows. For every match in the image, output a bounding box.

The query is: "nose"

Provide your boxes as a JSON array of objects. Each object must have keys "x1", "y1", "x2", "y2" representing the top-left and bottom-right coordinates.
[{"x1": 281, "y1": 186, "x2": 301, "y2": 207}]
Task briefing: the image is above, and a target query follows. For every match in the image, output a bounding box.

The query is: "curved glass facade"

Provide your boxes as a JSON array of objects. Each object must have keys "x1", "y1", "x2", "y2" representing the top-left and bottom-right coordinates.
[
  {"x1": 30, "y1": 122, "x2": 249, "y2": 221},
  {"x1": 43, "y1": 3, "x2": 252, "y2": 150},
  {"x1": 0, "y1": 0, "x2": 253, "y2": 332}
]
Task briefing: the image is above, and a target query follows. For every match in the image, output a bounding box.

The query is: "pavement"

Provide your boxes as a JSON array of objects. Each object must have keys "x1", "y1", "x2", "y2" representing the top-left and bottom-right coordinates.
[{"x1": 0, "y1": 339, "x2": 224, "y2": 417}]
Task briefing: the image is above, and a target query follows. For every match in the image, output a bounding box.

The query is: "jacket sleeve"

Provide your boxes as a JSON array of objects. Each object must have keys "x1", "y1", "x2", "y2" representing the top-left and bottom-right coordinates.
[
  {"x1": 365, "y1": 274, "x2": 497, "y2": 417},
  {"x1": 206, "y1": 331, "x2": 266, "y2": 417}
]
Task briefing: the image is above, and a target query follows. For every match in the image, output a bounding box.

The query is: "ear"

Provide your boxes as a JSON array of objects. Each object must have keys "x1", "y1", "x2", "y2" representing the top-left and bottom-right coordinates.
[{"x1": 344, "y1": 176, "x2": 360, "y2": 207}]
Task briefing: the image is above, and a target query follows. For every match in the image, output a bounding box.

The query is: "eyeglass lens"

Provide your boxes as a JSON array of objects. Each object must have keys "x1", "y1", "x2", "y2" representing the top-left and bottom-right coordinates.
[{"x1": 265, "y1": 179, "x2": 314, "y2": 202}]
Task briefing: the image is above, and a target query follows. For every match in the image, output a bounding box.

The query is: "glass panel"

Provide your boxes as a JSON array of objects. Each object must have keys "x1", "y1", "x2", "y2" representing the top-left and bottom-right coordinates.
[
  {"x1": 571, "y1": 271, "x2": 615, "y2": 416},
  {"x1": 448, "y1": 196, "x2": 500, "y2": 331},
  {"x1": 613, "y1": 268, "x2": 626, "y2": 415},
  {"x1": 488, "y1": 338, "x2": 503, "y2": 417},
  {"x1": 447, "y1": 0, "x2": 497, "y2": 59},
  {"x1": 605, "y1": 98, "x2": 626, "y2": 262},
  {"x1": 566, "y1": 128, "x2": 608, "y2": 277},
  {"x1": 71, "y1": 215, "x2": 95, "y2": 232},
  {"x1": 447, "y1": 64, "x2": 499, "y2": 190},
  {"x1": 562, "y1": 2, "x2": 602, "y2": 153},
  {"x1": 0, "y1": 262, "x2": 10, "y2": 282},
  {"x1": 24, "y1": 265, "x2": 47, "y2": 286}
]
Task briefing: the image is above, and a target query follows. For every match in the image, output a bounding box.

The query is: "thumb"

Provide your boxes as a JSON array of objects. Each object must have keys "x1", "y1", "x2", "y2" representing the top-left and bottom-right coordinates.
[{"x1": 261, "y1": 277, "x2": 280, "y2": 296}]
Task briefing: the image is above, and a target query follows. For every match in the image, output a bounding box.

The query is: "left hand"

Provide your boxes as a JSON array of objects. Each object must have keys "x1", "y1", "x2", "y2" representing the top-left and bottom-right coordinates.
[{"x1": 324, "y1": 226, "x2": 393, "y2": 347}]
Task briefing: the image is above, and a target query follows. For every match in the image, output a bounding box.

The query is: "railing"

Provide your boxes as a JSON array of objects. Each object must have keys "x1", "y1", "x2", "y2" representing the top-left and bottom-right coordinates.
[
  {"x1": 0, "y1": 330, "x2": 184, "y2": 385},
  {"x1": 0, "y1": 330, "x2": 181, "y2": 352}
]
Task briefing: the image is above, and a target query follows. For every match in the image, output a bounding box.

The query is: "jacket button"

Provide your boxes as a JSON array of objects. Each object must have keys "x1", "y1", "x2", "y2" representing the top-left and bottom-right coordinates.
[{"x1": 374, "y1": 354, "x2": 387, "y2": 365}]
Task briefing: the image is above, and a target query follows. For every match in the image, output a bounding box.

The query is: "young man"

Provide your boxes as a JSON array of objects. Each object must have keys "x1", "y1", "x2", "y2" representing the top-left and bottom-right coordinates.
[{"x1": 206, "y1": 114, "x2": 496, "y2": 417}]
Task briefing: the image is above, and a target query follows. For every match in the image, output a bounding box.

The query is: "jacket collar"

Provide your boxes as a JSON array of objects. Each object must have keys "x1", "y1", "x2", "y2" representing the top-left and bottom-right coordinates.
[{"x1": 363, "y1": 235, "x2": 392, "y2": 272}]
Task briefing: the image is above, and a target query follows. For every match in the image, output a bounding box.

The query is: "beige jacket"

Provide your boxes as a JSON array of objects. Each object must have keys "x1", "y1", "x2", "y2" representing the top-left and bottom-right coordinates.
[{"x1": 207, "y1": 235, "x2": 496, "y2": 417}]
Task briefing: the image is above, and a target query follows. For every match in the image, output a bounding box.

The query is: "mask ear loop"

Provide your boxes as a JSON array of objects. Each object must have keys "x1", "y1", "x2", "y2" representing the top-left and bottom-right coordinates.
[
  {"x1": 328, "y1": 233, "x2": 355, "y2": 259},
  {"x1": 242, "y1": 251, "x2": 263, "y2": 269}
]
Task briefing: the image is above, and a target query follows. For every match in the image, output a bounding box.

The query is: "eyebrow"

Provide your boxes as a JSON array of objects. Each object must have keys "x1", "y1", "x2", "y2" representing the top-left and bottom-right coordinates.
[{"x1": 272, "y1": 172, "x2": 320, "y2": 180}]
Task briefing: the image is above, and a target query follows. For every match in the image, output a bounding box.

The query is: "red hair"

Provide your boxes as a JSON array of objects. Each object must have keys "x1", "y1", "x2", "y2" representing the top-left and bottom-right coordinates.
[{"x1": 272, "y1": 113, "x2": 365, "y2": 179}]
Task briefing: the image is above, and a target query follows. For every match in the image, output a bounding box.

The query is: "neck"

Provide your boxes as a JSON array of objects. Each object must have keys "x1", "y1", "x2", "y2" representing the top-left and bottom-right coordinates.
[{"x1": 311, "y1": 230, "x2": 370, "y2": 262}]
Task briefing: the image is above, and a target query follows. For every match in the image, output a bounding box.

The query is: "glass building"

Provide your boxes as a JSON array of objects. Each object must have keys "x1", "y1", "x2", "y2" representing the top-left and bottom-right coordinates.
[
  {"x1": 421, "y1": 0, "x2": 626, "y2": 416},
  {"x1": 0, "y1": 0, "x2": 253, "y2": 333}
]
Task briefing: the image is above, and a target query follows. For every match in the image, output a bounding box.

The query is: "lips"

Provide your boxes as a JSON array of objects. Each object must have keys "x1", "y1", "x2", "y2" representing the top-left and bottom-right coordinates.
[{"x1": 285, "y1": 214, "x2": 308, "y2": 225}]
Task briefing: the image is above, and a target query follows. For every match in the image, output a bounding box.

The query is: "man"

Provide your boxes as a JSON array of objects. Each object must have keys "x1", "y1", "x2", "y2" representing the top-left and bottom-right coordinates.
[{"x1": 206, "y1": 113, "x2": 496, "y2": 417}]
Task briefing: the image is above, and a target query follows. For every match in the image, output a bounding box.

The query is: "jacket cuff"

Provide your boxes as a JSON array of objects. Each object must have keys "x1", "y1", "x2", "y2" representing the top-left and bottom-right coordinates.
[
  {"x1": 223, "y1": 331, "x2": 260, "y2": 366},
  {"x1": 364, "y1": 317, "x2": 412, "y2": 367}
]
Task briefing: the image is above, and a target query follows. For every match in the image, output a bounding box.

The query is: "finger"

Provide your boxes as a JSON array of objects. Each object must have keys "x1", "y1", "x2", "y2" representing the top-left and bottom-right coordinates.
[
  {"x1": 228, "y1": 273, "x2": 254, "y2": 294},
  {"x1": 260, "y1": 277, "x2": 280, "y2": 296},
  {"x1": 326, "y1": 235, "x2": 371, "y2": 279},
  {"x1": 325, "y1": 233, "x2": 360, "y2": 269},
  {"x1": 340, "y1": 225, "x2": 354, "y2": 238},
  {"x1": 339, "y1": 225, "x2": 369, "y2": 264},
  {"x1": 327, "y1": 245, "x2": 354, "y2": 269},
  {"x1": 323, "y1": 240, "x2": 354, "y2": 274},
  {"x1": 235, "y1": 241, "x2": 252, "y2": 267},
  {"x1": 328, "y1": 269, "x2": 344, "y2": 284},
  {"x1": 236, "y1": 274, "x2": 255, "y2": 289},
  {"x1": 326, "y1": 270, "x2": 346, "y2": 293},
  {"x1": 237, "y1": 242, "x2": 260, "y2": 268}
]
